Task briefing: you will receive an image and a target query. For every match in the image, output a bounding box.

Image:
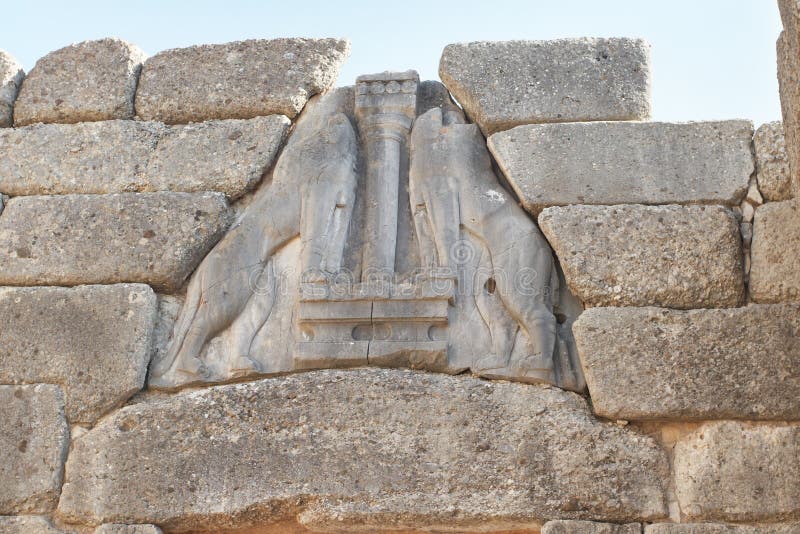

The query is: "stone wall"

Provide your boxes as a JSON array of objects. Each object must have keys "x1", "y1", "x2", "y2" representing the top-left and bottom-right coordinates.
[{"x1": 0, "y1": 19, "x2": 797, "y2": 534}]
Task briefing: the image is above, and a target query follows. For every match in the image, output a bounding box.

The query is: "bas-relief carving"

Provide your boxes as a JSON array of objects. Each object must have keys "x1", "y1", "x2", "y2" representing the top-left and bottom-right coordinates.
[{"x1": 150, "y1": 71, "x2": 585, "y2": 393}]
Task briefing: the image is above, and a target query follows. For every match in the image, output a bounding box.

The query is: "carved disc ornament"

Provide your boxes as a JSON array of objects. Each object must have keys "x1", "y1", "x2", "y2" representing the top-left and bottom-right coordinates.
[{"x1": 149, "y1": 71, "x2": 585, "y2": 392}]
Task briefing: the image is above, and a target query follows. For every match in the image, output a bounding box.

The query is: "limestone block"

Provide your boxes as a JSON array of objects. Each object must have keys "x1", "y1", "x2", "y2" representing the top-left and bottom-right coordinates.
[
  {"x1": 0, "y1": 284, "x2": 157, "y2": 424},
  {"x1": 572, "y1": 305, "x2": 800, "y2": 421},
  {"x1": 646, "y1": 524, "x2": 800, "y2": 534},
  {"x1": 0, "y1": 385, "x2": 69, "y2": 514},
  {"x1": 0, "y1": 192, "x2": 230, "y2": 291},
  {"x1": 754, "y1": 121, "x2": 793, "y2": 201},
  {"x1": 142, "y1": 115, "x2": 290, "y2": 197},
  {"x1": 58, "y1": 369, "x2": 668, "y2": 531},
  {"x1": 674, "y1": 422, "x2": 800, "y2": 522},
  {"x1": 539, "y1": 204, "x2": 744, "y2": 309},
  {"x1": 439, "y1": 38, "x2": 651, "y2": 135},
  {"x1": 0, "y1": 121, "x2": 164, "y2": 195},
  {"x1": 135, "y1": 38, "x2": 350, "y2": 123},
  {"x1": 14, "y1": 38, "x2": 145, "y2": 126},
  {"x1": 778, "y1": 1, "x2": 800, "y2": 195},
  {"x1": 542, "y1": 520, "x2": 641, "y2": 533},
  {"x1": 488, "y1": 120, "x2": 755, "y2": 214},
  {"x1": 750, "y1": 200, "x2": 800, "y2": 303},
  {"x1": 0, "y1": 516, "x2": 65, "y2": 534},
  {"x1": 0, "y1": 50, "x2": 24, "y2": 127},
  {"x1": 94, "y1": 525, "x2": 163, "y2": 534},
  {"x1": 0, "y1": 117, "x2": 289, "y2": 197}
]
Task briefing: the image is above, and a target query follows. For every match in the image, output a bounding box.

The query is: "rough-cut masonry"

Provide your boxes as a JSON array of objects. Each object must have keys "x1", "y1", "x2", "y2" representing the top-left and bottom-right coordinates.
[
  {"x1": 750, "y1": 200, "x2": 800, "y2": 302},
  {"x1": 674, "y1": 422, "x2": 800, "y2": 523},
  {"x1": 0, "y1": 192, "x2": 231, "y2": 291},
  {"x1": 0, "y1": 49, "x2": 24, "y2": 127},
  {"x1": 0, "y1": 284, "x2": 157, "y2": 423},
  {"x1": 439, "y1": 38, "x2": 651, "y2": 135},
  {"x1": 0, "y1": 385, "x2": 69, "y2": 514},
  {"x1": 94, "y1": 525, "x2": 163, "y2": 534},
  {"x1": 135, "y1": 38, "x2": 350, "y2": 123},
  {"x1": 779, "y1": 0, "x2": 800, "y2": 195},
  {"x1": 0, "y1": 516, "x2": 64, "y2": 534},
  {"x1": 754, "y1": 121, "x2": 793, "y2": 200},
  {"x1": 541, "y1": 520, "x2": 642, "y2": 533},
  {"x1": 14, "y1": 38, "x2": 145, "y2": 126},
  {"x1": 0, "y1": 116, "x2": 290, "y2": 197},
  {"x1": 539, "y1": 204, "x2": 745, "y2": 309},
  {"x1": 573, "y1": 305, "x2": 800, "y2": 421},
  {"x1": 646, "y1": 525, "x2": 800, "y2": 534},
  {"x1": 57, "y1": 369, "x2": 669, "y2": 531},
  {"x1": 488, "y1": 120, "x2": 755, "y2": 214}
]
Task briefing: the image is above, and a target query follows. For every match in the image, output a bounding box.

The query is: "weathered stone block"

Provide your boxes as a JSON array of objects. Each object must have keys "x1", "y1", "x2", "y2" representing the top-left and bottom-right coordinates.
[
  {"x1": 0, "y1": 385, "x2": 69, "y2": 514},
  {"x1": 674, "y1": 422, "x2": 800, "y2": 522},
  {"x1": 0, "y1": 192, "x2": 230, "y2": 291},
  {"x1": 0, "y1": 516, "x2": 65, "y2": 534},
  {"x1": 572, "y1": 305, "x2": 800, "y2": 421},
  {"x1": 539, "y1": 204, "x2": 744, "y2": 308},
  {"x1": 488, "y1": 121, "x2": 755, "y2": 214},
  {"x1": 778, "y1": 2, "x2": 800, "y2": 195},
  {"x1": 142, "y1": 115, "x2": 290, "y2": 197},
  {"x1": 14, "y1": 38, "x2": 145, "y2": 126},
  {"x1": 750, "y1": 200, "x2": 800, "y2": 303},
  {"x1": 0, "y1": 50, "x2": 24, "y2": 127},
  {"x1": 439, "y1": 38, "x2": 651, "y2": 135},
  {"x1": 0, "y1": 121, "x2": 164, "y2": 195},
  {"x1": 542, "y1": 520, "x2": 641, "y2": 534},
  {"x1": 135, "y1": 38, "x2": 350, "y2": 123},
  {"x1": 57, "y1": 369, "x2": 668, "y2": 531},
  {"x1": 94, "y1": 525, "x2": 162, "y2": 534},
  {"x1": 0, "y1": 284, "x2": 157, "y2": 423},
  {"x1": 646, "y1": 524, "x2": 800, "y2": 534},
  {"x1": 755, "y1": 121, "x2": 793, "y2": 201}
]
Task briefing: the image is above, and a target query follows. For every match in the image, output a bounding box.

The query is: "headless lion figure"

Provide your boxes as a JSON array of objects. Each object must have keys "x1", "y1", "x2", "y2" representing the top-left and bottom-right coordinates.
[
  {"x1": 409, "y1": 108, "x2": 558, "y2": 381},
  {"x1": 151, "y1": 111, "x2": 358, "y2": 386}
]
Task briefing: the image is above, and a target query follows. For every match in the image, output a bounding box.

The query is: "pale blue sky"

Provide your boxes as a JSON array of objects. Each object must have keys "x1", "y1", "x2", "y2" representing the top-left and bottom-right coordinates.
[{"x1": 3, "y1": 1, "x2": 783, "y2": 125}]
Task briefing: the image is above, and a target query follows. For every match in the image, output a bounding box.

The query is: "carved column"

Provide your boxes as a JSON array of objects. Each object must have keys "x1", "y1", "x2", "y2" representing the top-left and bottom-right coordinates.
[{"x1": 355, "y1": 71, "x2": 418, "y2": 277}]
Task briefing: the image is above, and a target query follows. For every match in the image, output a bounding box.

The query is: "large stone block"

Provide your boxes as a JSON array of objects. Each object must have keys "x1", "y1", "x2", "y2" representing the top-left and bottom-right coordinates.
[
  {"x1": 674, "y1": 422, "x2": 800, "y2": 522},
  {"x1": 755, "y1": 121, "x2": 793, "y2": 201},
  {"x1": 0, "y1": 192, "x2": 230, "y2": 291},
  {"x1": 0, "y1": 284, "x2": 157, "y2": 424},
  {"x1": 542, "y1": 520, "x2": 641, "y2": 534},
  {"x1": 539, "y1": 204, "x2": 744, "y2": 308},
  {"x1": 572, "y1": 305, "x2": 800, "y2": 421},
  {"x1": 778, "y1": 2, "x2": 800, "y2": 195},
  {"x1": 0, "y1": 385, "x2": 69, "y2": 514},
  {"x1": 142, "y1": 115, "x2": 290, "y2": 197},
  {"x1": 0, "y1": 516, "x2": 65, "y2": 534},
  {"x1": 14, "y1": 38, "x2": 145, "y2": 126},
  {"x1": 439, "y1": 38, "x2": 651, "y2": 135},
  {"x1": 646, "y1": 524, "x2": 800, "y2": 534},
  {"x1": 750, "y1": 200, "x2": 800, "y2": 303},
  {"x1": 135, "y1": 38, "x2": 350, "y2": 123},
  {"x1": 488, "y1": 120, "x2": 755, "y2": 214},
  {"x1": 0, "y1": 50, "x2": 24, "y2": 127},
  {"x1": 57, "y1": 369, "x2": 668, "y2": 531},
  {"x1": 0, "y1": 117, "x2": 289, "y2": 197}
]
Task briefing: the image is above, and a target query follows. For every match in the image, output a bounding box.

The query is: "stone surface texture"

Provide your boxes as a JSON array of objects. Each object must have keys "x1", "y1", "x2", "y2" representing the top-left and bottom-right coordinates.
[
  {"x1": 0, "y1": 117, "x2": 289, "y2": 197},
  {"x1": 750, "y1": 200, "x2": 800, "y2": 303},
  {"x1": 542, "y1": 520, "x2": 641, "y2": 534},
  {"x1": 539, "y1": 204, "x2": 744, "y2": 309},
  {"x1": 674, "y1": 422, "x2": 800, "y2": 522},
  {"x1": 0, "y1": 50, "x2": 24, "y2": 127},
  {"x1": 135, "y1": 38, "x2": 350, "y2": 123},
  {"x1": 572, "y1": 305, "x2": 800, "y2": 421},
  {"x1": 439, "y1": 38, "x2": 651, "y2": 135},
  {"x1": 646, "y1": 525, "x2": 800, "y2": 534},
  {"x1": 14, "y1": 38, "x2": 145, "y2": 126},
  {"x1": 58, "y1": 369, "x2": 669, "y2": 531},
  {"x1": 94, "y1": 525, "x2": 163, "y2": 534},
  {"x1": 754, "y1": 121, "x2": 793, "y2": 201},
  {"x1": 778, "y1": 2, "x2": 800, "y2": 195},
  {"x1": 0, "y1": 516, "x2": 65, "y2": 534},
  {"x1": 0, "y1": 385, "x2": 69, "y2": 514},
  {"x1": 0, "y1": 284, "x2": 157, "y2": 423},
  {"x1": 488, "y1": 120, "x2": 755, "y2": 214},
  {"x1": 0, "y1": 192, "x2": 231, "y2": 292}
]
